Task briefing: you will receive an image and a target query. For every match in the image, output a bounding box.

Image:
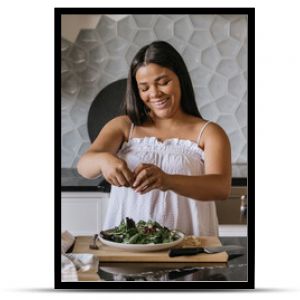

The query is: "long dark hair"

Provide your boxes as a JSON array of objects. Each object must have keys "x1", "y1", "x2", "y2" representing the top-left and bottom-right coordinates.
[{"x1": 124, "y1": 41, "x2": 202, "y2": 125}]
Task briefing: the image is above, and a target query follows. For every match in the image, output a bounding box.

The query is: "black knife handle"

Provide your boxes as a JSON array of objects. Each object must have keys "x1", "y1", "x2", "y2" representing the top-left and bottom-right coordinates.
[{"x1": 168, "y1": 247, "x2": 205, "y2": 257}]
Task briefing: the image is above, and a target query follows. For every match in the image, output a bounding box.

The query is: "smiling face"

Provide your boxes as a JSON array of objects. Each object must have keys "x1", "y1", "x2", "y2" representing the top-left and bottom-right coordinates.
[{"x1": 135, "y1": 63, "x2": 182, "y2": 119}]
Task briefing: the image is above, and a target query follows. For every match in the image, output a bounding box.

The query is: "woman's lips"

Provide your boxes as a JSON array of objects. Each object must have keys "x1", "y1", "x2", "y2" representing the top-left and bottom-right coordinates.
[{"x1": 151, "y1": 97, "x2": 169, "y2": 109}]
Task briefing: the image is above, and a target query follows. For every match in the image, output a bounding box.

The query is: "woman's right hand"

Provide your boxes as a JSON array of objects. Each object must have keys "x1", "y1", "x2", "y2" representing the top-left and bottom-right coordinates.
[{"x1": 100, "y1": 153, "x2": 135, "y2": 187}]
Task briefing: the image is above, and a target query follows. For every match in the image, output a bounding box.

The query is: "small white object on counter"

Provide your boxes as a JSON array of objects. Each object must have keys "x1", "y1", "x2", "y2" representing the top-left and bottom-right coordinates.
[{"x1": 61, "y1": 230, "x2": 100, "y2": 282}]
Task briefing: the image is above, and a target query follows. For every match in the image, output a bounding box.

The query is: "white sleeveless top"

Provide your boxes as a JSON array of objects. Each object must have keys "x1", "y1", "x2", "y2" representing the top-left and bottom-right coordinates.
[{"x1": 103, "y1": 121, "x2": 219, "y2": 236}]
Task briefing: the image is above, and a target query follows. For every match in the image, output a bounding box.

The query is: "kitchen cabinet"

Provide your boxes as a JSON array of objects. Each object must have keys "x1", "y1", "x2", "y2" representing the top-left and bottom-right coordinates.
[
  {"x1": 61, "y1": 187, "x2": 247, "y2": 236},
  {"x1": 61, "y1": 192, "x2": 109, "y2": 235},
  {"x1": 216, "y1": 186, "x2": 248, "y2": 236}
]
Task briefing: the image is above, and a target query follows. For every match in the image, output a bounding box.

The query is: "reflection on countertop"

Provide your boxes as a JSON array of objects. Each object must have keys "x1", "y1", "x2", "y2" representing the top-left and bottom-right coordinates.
[{"x1": 97, "y1": 237, "x2": 248, "y2": 282}]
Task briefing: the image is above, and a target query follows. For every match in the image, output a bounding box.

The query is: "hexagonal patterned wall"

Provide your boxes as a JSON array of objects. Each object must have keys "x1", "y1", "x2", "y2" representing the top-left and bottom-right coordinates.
[{"x1": 61, "y1": 14, "x2": 248, "y2": 177}]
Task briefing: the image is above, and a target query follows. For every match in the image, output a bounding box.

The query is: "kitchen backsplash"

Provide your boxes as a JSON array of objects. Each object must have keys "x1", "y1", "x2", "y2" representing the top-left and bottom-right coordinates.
[{"x1": 61, "y1": 14, "x2": 247, "y2": 178}]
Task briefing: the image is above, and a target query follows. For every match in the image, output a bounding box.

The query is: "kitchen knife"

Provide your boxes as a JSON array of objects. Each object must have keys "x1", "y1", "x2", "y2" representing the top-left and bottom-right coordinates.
[{"x1": 168, "y1": 245, "x2": 244, "y2": 257}]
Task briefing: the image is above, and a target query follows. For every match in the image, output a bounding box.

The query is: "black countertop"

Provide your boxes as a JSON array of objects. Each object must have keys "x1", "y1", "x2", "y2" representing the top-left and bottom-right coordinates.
[
  {"x1": 61, "y1": 168, "x2": 111, "y2": 192},
  {"x1": 61, "y1": 168, "x2": 246, "y2": 192},
  {"x1": 97, "y1": 237, "x2": 248, "y2": 282}
]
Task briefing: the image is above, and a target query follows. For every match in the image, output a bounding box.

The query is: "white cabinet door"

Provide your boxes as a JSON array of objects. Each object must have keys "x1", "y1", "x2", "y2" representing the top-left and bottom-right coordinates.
[
  {"x1": 219, "y1": 225, "x2": 247, "y2": 237},
  {"x1": 61, "y1": 192, "x2": 247, "y2": 236},
  {"x1": 61, "y1": 192, "x2": 109, "y2": 236},
  {"x1": 100, "y1": 196, "x2": 110, "y2": 230}
]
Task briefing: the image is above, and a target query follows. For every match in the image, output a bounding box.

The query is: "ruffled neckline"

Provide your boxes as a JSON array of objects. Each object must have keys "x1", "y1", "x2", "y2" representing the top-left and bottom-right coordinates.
[{"x1": 121, "y1": 136, "x2": 204, "y2": 157}]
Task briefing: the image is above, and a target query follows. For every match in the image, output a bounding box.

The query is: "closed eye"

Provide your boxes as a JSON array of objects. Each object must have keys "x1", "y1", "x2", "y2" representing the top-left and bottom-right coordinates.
[
  {"x1": 139, "y1": 86, "x2": 149, "y2": 92},
  {"x1": 138, "y1": 79, "x2": 171, "y2": 92},
  {"x1": 158, "y1": 80, "x2": 170, "y2": 86}
]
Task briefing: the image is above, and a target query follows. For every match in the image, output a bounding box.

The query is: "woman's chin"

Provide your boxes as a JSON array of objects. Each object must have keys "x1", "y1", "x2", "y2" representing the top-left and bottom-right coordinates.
[{"x1": 153, "y1": 109, "x2": 174, "y2": 119}]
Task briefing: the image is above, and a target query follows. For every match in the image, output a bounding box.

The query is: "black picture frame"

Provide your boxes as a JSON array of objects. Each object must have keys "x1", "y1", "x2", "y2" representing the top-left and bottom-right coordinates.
[{"x1": 55, "y1": 7, "x2": 255, "y2": 290}]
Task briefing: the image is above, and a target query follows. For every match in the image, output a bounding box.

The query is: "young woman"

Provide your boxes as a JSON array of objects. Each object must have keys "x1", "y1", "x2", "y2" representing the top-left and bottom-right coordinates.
[{"x1": 77, "y1": 41, "x2": 231, "y2": 236}]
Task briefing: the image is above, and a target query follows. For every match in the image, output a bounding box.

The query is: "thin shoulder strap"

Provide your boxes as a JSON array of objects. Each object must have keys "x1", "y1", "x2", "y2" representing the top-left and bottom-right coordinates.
[
  {"x1": 128, "y1": 123, "x2": 135, "y2": 140},
  {"x1": 196, "y1": 121, "x2": 211, "y2": 145}
]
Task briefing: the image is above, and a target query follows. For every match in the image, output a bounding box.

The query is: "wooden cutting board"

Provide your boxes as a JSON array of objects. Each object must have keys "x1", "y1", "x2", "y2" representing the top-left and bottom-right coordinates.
[{"x1": 72, "y1": 235, "x2": 229, "y2": 263}]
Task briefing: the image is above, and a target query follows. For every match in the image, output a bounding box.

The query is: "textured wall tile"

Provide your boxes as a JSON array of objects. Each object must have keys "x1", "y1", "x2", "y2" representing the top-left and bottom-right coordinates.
[
  {"x1": 67, "y1": 45, "x2": 88, "y2": 72},
  {"x1": 216, "y1": 59, "x2": 240, "y2": 77},
  {"x1": 76, "y1": 29, "x2": 100, "y2": 50},
  {"x1": 61, "y1": 111, "x2": 74, "y2": 134},
  {"x1": 239, "y1": 144, "x2": 247, "y2": 163},
  {"x1": 190, "y1": 66, "x2": 212, "y2": 87},
  {"x1": 182, "y1": 45, "x2": 201, "y2": 69},
  {"x1": 62, "y1": 73, "x2": 80, "y2": 97},
  {"x1": 217, "y1": 114, "x2": 239, "y2": 134},
  {"x1": 62, "y1": 130, "x2": 82, "y2": 154},
  {"x1": 242, "y1": 126, "x2": 247, "y2": 140},
  {"x1": 229, "y1": 130, "x2": 245, "y2": 161},
  {"x1": 62, "y1": 147, "x2": 75, "y2": 167},
  {"x1": 133, "y1": 15, "x2": 157, "y2": 28},
  {"x1": 77, "y1": 86, "x2": 98, "y2": 105},
  {"x1": 230, "y1": 17, "x2": 248, "y2": 41},
  {"x1": 216, "y1": 95, "x2": 239, "y2": 113},
  {"x1": 174, "y1": 16, "x2": 193, "y2": 41},
  {"x1": 70, "y1": 99, "x2": 89, "y2": 125},
  {"x1": 125, "y1": 44, "x2": 140, "y2": 65},
  {"x1": 105, "y1": 37, "x2": 129, "y2": 56},
  {"x1": 61, "y1": 59, "x2": 71, "y2": 74},
  {"x1": 237, "y1": 44, "x2": 247, "y2": 71},
  {"x1": 89, "y1": 44, "x2": 109, "y2": 69},
  {"x1": 200, "y1": 103, "x2": 219, "y2": 122},
  {"x1": 61, "y1": 59, "x2": 72, "y2": 82},
  {"x1": 96, "y1": 16, "x2": 117, "y2": 42},
  {"x1": 217, "y1": 38, "x2": 241, "y2": 57},
  {"x1": 228, "y1": 74, "x2": 247, "y2": 98},
  {"x1": 190, "y1": 30, "x2": 214, "y2": 49},
  {"x1": 133, "y1": 29, "x2": 156, "y2": 46},
  {"x1": 166, "y1": 37, "x2": 187, "y2": 53},
  {"x1": 78, "y1": 141, "x2": 90, "y2": 156},
  {"x1": 235, "y1": 101, "x2": 247, "y2": 128},
  {"x1": 195, "y1": 87, "x2": 213, "y2": 106},
  {"x1": 164, "y1": 15, "x2": 184, "y2": 21},
  {"x1": 78, "y1": 124, "x2": 89, "y2": 140},
  {"x1": 117, "y1": 16, "x2": 137, "y2": 41},
  {"x1": 78, "y1": 66, "x2": 99, "y2": 87},
  {"x1": 210, "y1": 16, "x2": 230, "y2": 42},
  {"x1": 190, "y1": 15, "x2": 213, "y2": 30},
  {"x1": 154, "y1": 16, "x2": 173, "y2": 40},
  {"x1": 104, "y1": 57, "x2": 128, "y2": 78},
  {"x1": 96, "y1": 73, "x2": 115, "y2": 91},
  {"x1": 202, "y1": 46, "x2": 221, "y2": 70},
  {"x1": 61, "y1": 38, "x2": 72, "y2": 56},
  {"x1": 208, "y1": 74, "x2": 228, "y2": 98}
]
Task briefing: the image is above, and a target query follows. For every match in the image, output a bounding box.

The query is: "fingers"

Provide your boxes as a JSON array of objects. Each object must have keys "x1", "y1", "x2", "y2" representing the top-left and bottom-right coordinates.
[
  {"x1": 133, "y1": 163, "x2": 152, "y2": 177},
  {"x1": 107, "y1": 161, "x2": 163, "y2": 193},
  {"x1": 106, "y1": 166, "x2": 135, "y2": 188},
  {"x1": 106, "y1": 176, "x2": 121, "y2": 187},
  {"x1": 122, "y1": 168, "x2": 135, "y2": 187},
  {"x1": 134, "y1": 176, "x2": 157, "y2": 193},
  {"x1": 132, "y1": 165, "x2": 152, "y2": 188},
  {"x1": 110, "y1": 169, "x2": 134, "y2": 187}
]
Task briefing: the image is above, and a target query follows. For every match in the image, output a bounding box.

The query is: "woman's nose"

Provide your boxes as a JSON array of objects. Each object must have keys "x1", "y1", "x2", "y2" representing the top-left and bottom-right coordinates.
[{"x1": 149, "y1": 85, "x2": 161, "y2": 98}]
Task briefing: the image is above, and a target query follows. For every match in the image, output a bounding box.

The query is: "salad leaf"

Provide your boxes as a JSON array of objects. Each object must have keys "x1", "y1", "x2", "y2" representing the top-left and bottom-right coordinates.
[{"x1": 100, "y1": 218, "x2": 180, "y2": 244}]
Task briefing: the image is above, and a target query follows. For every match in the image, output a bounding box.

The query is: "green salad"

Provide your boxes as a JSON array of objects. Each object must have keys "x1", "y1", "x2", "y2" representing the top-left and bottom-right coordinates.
[{"x1": 100, "y1": 217, "x2": 180, "y2": 244}]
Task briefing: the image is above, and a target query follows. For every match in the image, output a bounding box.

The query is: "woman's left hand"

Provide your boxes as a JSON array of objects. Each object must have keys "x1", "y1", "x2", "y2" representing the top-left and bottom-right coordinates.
[{"x1": 132, "y1": 163, "x2": 169, "y2": 194}]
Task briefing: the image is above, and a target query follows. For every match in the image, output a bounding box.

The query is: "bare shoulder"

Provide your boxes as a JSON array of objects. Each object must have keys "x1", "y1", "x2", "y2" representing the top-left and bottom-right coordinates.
[
  {"x1": 104, "y1": 115, "x2": 131, "y2": 130},
  {"x1": 199, "y1": 120, "x2": 230, "y2": 148},
  {"x1": 107, "y1": 115, "x2": 130, "y2": 125},
  {"x1": 206, "y1": 121, "x2": 228, "y2": 136},
  {"x1": 105, "y1": 115, "x2": 131, "y2": 137}
]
